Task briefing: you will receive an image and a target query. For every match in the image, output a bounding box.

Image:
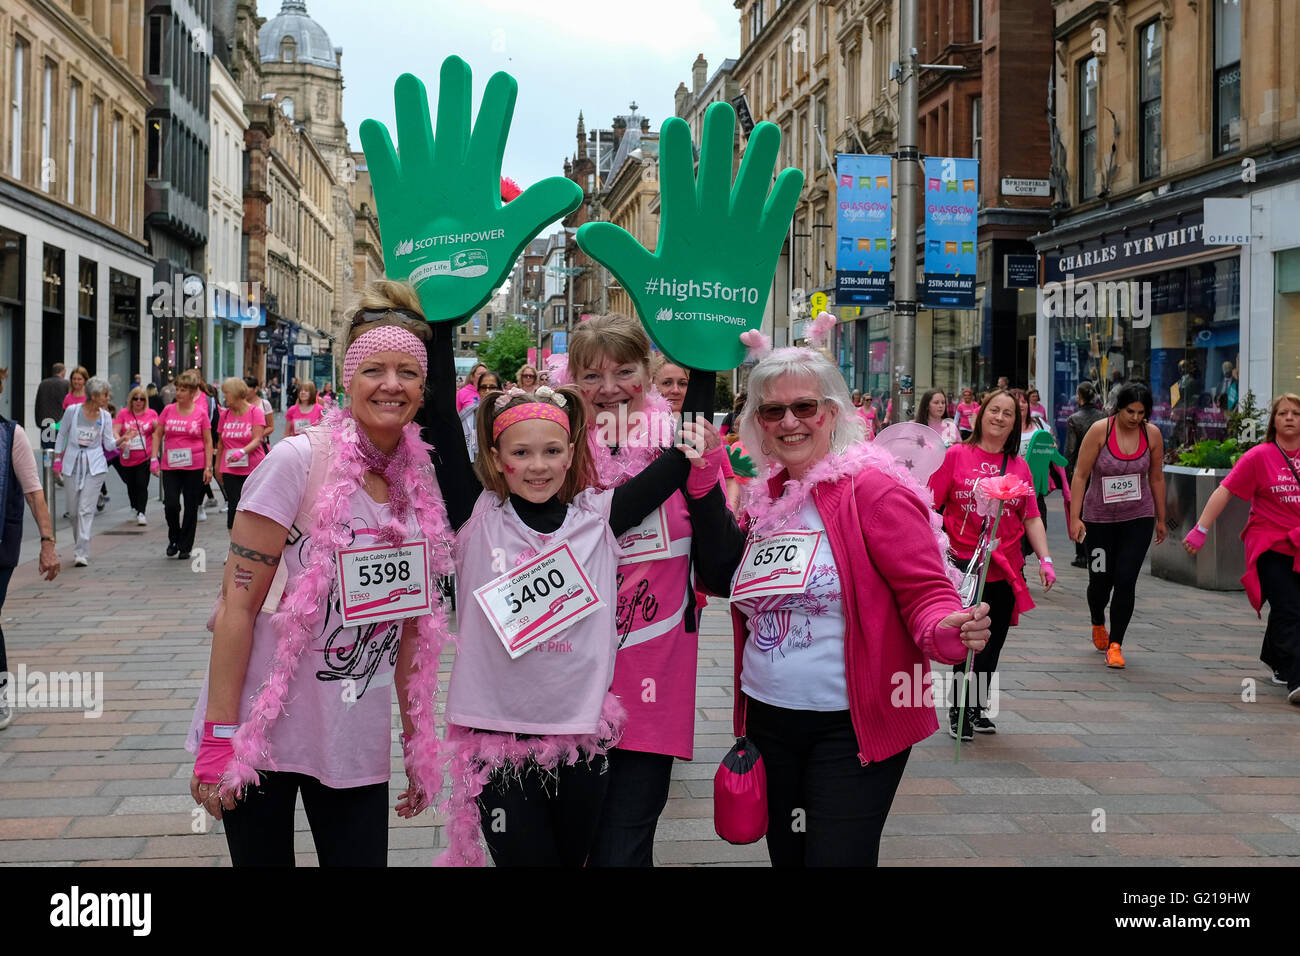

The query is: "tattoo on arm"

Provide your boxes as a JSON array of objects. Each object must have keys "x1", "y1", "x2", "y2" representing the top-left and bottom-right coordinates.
[
  {"x1": 232, "y1": 565, "x2": 255, "y2": 589},
  {"x1": 229, "y1": 542, "x2": 281, "y2": 567}
]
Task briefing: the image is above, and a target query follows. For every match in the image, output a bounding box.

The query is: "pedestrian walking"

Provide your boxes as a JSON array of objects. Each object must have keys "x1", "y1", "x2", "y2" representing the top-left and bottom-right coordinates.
[
  {"x1": 186, "y1": 287, "x2": 454, "y2": 865},
  {"x1": 214, "y1": 378, "x2": 268, "y2": 532},
  {"x1": 112, "y1": 387, "x2": 159, "y2": 525},
  {"x1": 52, "y1": 377, "x2": 120, "y2": 567},
  {"x1": 1185, "y1": 393, "x2": 1300, "y2": 700},
  {"x1": 456, "y1": 363, "x2": 487, "y2": 413},
  {"x1": 688, "y1": 344, "x2": 990, "y2": 866},
  {"x1": 954, "y1": 387, "x2": 980, "y2": 441},
  {"x1": 1065, "y1": 381, "x2": 1108, "y2": 567},
  {"x1": 1069, "y1": 383, "x2": 1166, "y2": 669},
  {"x1": 915, "y1": 388, "x2": 960, "y2": 445},
  {"x1": 283, "y1": 380, "x2": 323, "y2": 436},
  {"x1": 61, "y1": 366, "x2": 89, "y2": 410},
  {"x1": 34, "y1": 362, "x2": 69, "y2": 448},
  {"x1": 245, "y1": 377, "x2": 274, "y2": 453},
  {"x1": 0, "y1": 367, "x2": 61, "y2": 730},
  {"x1": 929, "y1": 390, "x2": 1054, "y2": 738},
  {"x1": 152, "y1": 371, "x2": 214, "y2": 560}
]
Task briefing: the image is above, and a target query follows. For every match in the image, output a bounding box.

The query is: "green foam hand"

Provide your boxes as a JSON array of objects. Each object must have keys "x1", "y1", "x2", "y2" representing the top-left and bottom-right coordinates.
[
  {"x1": 1025, "y1": 430, "x2": 1067, "y2": 496},
  {"x1": 577, "y1": 102, "x2": 804, "y2": 371},
  {"x1": 359, "y1": 57, "x2": 582, "y2": 322},
  {"x1": 726, "y1": 443, "x2": 757, "y2": 479}
]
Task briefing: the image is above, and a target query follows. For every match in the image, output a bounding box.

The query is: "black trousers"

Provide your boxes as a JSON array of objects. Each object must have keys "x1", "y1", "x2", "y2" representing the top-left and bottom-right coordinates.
[
  {"x1": 952, "y1": 577, "x2": 1015, "y2": 710},
  {"x1": 112, "y1": 459, "x2": 152, "y2": 515},
  {"x1": 220, "y1": 473, "x2": 248, "y2": 531},
  {"x1": 1084, "y1": 517, "x2": 1155, "y2": 645},
  {"x1": 1258, "y1": 550, "x2": 1300, "y2": 692},
  {"x1": 221, "y1": 771, "x2": 388, "y2": 866},
  {"x1": 588, "y1": 748, "x2": 675, "y2": 867},
  {"x1": 745, "y1": 698, "x2": 910, "y2": 867},
  {"x1": 162, "y1": 469, "x2": 205, "y2": 553},
  {"x1": 477, "y1": 755, "x2": 609, "y2": 867}
]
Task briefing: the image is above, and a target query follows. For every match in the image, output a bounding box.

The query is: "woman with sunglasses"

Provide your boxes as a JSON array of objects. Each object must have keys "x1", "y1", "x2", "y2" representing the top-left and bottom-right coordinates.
[
  {"x1": 113, "y1": 387, "x2": 160, "y2": 525},
  {"x1": 928, "y1": 390, "x2": 1054, "y2": 739},
  {"x1": 457, "y1": 364, "x2": 488, "y2": 413},
  {"x1": 686, "y1": 345, "x2": 991, "y2": 866},
  {"x1": 152, "y1": 370, "x2": 214, "y2": 559},
  {"x1": 515, "y1": 364, "x2": 540, "y2": 393}
]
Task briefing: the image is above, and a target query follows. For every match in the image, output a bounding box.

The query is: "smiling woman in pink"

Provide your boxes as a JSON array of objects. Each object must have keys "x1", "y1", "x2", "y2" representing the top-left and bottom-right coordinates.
[
  {"x1": 214, "y1": 378, "x2": 268, "y2": 531},
  {"x1": 112, "y1": 387, "x2": 159, "y2": 525},
  {"x1": 152, "y1": 370, "x2": 214, "y2": 560},
  {"x1": 284, "y1": 380, "x2": 323, "y2": 437}
]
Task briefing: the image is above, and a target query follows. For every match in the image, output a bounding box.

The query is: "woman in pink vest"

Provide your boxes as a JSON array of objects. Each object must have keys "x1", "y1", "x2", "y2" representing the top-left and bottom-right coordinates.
[
  {"x1": 186, "y1": 281, "x2": 454, "y2": 866},
  {"x1": 283, "y1": 380, "x2": 324, "y2": 437},
  {"x1": 214, "y1": 378, "x2": 269, "y2": 531},
  {"x1": 688, "y1": 345, "x2": 990, "y2": 866},
  {"x1": 1185, "y1": 393, "x2": 1300, "y2": 698},
  {"x1": 151, "y1": 370, "x2": 213, "y2": 560}
]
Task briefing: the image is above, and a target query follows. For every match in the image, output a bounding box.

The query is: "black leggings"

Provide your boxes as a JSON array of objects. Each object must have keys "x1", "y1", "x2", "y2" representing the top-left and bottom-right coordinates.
[
  {"x1": 952, "y1": 577, "x2": 1015, "y2": 710},
  {"x1": 1084, "y1": 516, "x2": 1154, "y2": 645},
  {"x1": 1259, "y1": 551, "x2": 1300, "y2": 691},
  {"x1": 162, "y1": 469, "x2": 205, "y2": 553},
  {"x1": 220, "y1": 473, "x2": 248, "y2": 530},
  {"x1": 745, "y1": 697, "x2": 910, "y2": 867},
  {"x1": 112, "y1": 459, "x2": 152, "y2": 514},
  {"x1": 588, "y1": 748, "x2": 674, "y2": 867},
  {"x1": 477, "y1": 756, "x2": 609, "y2": 866},
  {"x1": 221, "y1": 771, "x2": 388, "y2": 866}
]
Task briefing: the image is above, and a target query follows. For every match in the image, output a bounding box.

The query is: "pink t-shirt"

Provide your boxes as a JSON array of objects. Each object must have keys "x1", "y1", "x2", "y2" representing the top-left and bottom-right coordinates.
[
  {"x1": 1222, "y1": 443, "x2": 1300, "y2": 555},
  {"x1": 159, "y1": 403, "x2": 208, "y2": 470},
  {"x1": 284, "y1": 402, "x2": 324, "y2": 436},
  {"x1": 62, "y1": 392, "x2": 86, "y2": 409},
  {"x1": 216, "y1": 404, "x2": 268, "y2": 476},
  {"x1": 455, "y1": 383, "x2": 479, "y2": 413},
  {"x1": 447, "y1": 488, "x2": 619, "y2": 736},
  {"x1": 113, "y1": 408, "x2": 160, "y2": 467},
  {"x1": 955, "y1": 402, "x2": 980, "y2": 431},
  {"x1": 928, "y1": 443, "x2": 1040, "y2": 582},
  {"x1": 185, "y1": 436, "x2": 421, "y2": 787}
]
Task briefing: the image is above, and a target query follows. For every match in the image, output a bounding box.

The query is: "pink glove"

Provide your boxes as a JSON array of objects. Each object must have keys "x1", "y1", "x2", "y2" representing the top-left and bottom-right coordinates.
[
  {"x1": 150, "y1": 459, "x2": 160, "y2": 475},
  {"x1": 194, "y1": 721, "x2": 238, "y2": 784},
  {"x1": 1042, "y1": 559, "x2": 1057, "y2": 585},
  {"x1": 1184, "y1": 526, "x2": 1207, "y2": 551},
  {"x1": 52, "y1": 457, "x2": 62, "y2": 475},
  {"x1": 399, "y1": 732, "x2": 429, "y2": 814},
  {"x1": 686, "y1": 446, "x2": 727, "y2": 498}
]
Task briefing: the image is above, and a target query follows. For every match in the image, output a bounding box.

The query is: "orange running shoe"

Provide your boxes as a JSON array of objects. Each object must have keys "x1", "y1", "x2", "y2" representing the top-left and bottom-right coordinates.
[
  {"x1": 1092, "y1": 625, "x2": 1110, "y2": 652},
  {"x1": 1106, "y1": 642, "x2": 1126, "y2": 668}
]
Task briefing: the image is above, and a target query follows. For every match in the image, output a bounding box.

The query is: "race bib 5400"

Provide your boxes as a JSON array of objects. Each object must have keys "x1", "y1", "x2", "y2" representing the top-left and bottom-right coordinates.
[{"x1": 473, "y1": 542, "x2": 603, "y2": 659}]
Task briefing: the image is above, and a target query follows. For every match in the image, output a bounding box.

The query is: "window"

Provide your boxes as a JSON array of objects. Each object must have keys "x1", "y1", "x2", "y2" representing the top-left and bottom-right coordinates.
[
  {"x1": 783, "y1": 36, "x2": 793, "y2": 90},
  {"x1": 89, "y1": 98, "x2": 101, "y2": 215},
  {"x1": 40, "y1": 60, "x2": 56, "y2": 193},
  {"x1": 973, "y1": 0, "x2": 982, "y2": 41},
  {"x1": 10, "y1": 38, "x2": 26, "y2": 179},
  {"x1": 872, "y1": 20, "x2": 888, "y2": 97},
  {"x1": 768, "y1": 55, "x2": 777, "y2": 106},
  {"x1": 814, "y1": 95, "x2": 827, "y2": 171},
  {"x1": 128, "y1": 129, "x2": 137, "y2": 232},
  {"x1": 1214, "y1": 0, "x2": 1241, "y2": 154},
  {"x1": 147, "y1": 118, "x2": 162, "y2": 178},
  {"x1": 67, "y1": 80, "x2": 79, "y2": 204},
  {"x1": 1078, "y1": 57, "x2": 1098, "y2": 201},
  {"x1": 798, "y1": 107, "x2": 808, "y2": 173},
  {"x1": 148, "y1": 15, "x2": 163, "y2": 74},
  {"x1": 281, "y1": 37, "x2": 295, "y2": 63},
  {"x1": 971, "y1": 96, "x2": 982, "y2": 161},
  {"x1": 845, "y1": 45, "x2": 858, "y2": 119},
  {"x1": 819, "y1": 4, "x2": 829, "y2": 60},
  {"x1": 1138, "y1": 20, "x2": 1162, "y2": 181},
  {"x1": 110, "y1": 114, "x2": 120, "y2": 223},
  {"x1": 799, "y1": 16, "x2": 810, "y2": 77},
  {"x1": 749, "y1": 0, "x2": 765, "y2": 44}
]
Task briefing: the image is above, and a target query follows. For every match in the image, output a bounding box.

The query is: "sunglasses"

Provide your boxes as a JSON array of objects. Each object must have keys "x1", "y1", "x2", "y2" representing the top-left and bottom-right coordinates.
[
  {"x1": 756, "y1": 399, "x2": 825, "y2": 423},
  {"x1": 478, "y1": 381, "x2": 501, "y2": 391},
  {"x1": 351, "y1": 307, "x2": 424, "y2": 327},
  {"x1": 131, "y1": 397, "x2": 146, "y2": 402},
  {"x1": 520, "y1": 373, "x2": 537, "y2": 381}
]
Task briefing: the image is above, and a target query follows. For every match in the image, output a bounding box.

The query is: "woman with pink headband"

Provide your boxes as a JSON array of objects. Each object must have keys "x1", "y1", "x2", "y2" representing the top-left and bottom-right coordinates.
[
  {"x1": 416, "y1": 310, "x2": 730, "y2": 867},
  {"x1": 185, "y1": 280, "x2": 453, "y2": 866}
]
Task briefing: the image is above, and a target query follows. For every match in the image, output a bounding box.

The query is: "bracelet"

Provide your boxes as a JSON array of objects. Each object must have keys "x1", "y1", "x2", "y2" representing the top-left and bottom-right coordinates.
[
  {"x1": 40, "y1": 535, "x2": 54, "y2": 543},
  {"x1": 1041, "y1": 556, "x2": 1053, "y2": 564},
  {"x1": 1196, "y1": 524, "x2": 1209, "y2": 534}
]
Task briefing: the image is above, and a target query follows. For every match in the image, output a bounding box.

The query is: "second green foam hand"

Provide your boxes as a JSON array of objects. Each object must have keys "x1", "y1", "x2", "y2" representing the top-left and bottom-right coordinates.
[
  {"x1": 359, "y1": 56, "x2": 582, "y2": 323},
  {"x1": 577, "y1": 102, "x2": 804, "y2": 371}
]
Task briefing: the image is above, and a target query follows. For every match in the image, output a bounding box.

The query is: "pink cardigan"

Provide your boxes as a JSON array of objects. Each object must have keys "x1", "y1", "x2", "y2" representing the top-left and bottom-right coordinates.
[{"x1": 731, "y1": 465, "x2": 968, "y2": 764}]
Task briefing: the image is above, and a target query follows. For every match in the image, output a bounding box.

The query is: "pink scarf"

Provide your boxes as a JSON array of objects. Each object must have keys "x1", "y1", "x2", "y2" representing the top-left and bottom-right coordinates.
[{"x1": 587, "y1": 389, "x2": 676, "y2": 489}]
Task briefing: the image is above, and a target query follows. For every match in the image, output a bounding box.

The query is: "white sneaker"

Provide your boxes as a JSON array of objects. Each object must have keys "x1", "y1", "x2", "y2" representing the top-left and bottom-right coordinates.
[
  {"x1": 136, "y1": 512, "x2": 148, "y2": 526},
  {"x1": 218, "y1": 503, "x2": 228, "y2": 513},
  {"x1": 74, "y1": 556, "x2": 89, "y2": 567},
  {"x1": 0, "y1": 679, "x2": 12, "y2": 730},
  {"x1": 197, "y1": 506, "x2": 207, "y2": 522}
]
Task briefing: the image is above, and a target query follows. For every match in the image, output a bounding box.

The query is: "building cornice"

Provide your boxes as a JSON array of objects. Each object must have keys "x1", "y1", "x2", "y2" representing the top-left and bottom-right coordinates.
[{"x1": 32, "y1": 0, "x2": 151, "y2": 109}]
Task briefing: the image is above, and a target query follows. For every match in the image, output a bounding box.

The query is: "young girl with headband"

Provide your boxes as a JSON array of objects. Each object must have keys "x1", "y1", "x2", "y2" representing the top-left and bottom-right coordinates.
[
  {"x1": 185, "y1": 283, "x2": 453, "y2": 866},
  {"x1": 419, "y1": 336, "x2": 731, "y2": 866}
]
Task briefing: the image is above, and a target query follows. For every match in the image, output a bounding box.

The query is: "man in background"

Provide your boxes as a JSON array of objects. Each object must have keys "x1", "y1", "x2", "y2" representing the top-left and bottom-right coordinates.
[{"x1": 34, "y1": 363, "x2": 69, "y2": 450}]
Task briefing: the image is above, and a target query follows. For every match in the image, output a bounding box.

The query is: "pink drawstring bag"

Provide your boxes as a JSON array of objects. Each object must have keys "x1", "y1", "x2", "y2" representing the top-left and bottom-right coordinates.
[{"x1": 713, "y1": 736, "x2": 767, "y2": 844}]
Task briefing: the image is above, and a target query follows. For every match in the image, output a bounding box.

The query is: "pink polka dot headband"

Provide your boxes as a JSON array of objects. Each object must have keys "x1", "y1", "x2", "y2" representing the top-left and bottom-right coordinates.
[
  {"x1": 492, "y1": 402, "x2": 571, "y2": 442},
  {"x1": 343, "y1": 325, "x2": 427, "y2": 391}
]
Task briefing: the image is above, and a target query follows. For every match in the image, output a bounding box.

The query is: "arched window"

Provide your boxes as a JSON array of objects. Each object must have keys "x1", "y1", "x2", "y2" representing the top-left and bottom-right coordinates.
[{"x1": 281, "y1": 37, "x2": 295, "y2": 62}]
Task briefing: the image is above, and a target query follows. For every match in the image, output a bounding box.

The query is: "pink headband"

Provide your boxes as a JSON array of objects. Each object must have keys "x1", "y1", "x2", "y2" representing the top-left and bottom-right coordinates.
[
  {"x1": 493, "y1": 402, "x2": 571, "y2": 442},
  {"x1": 343, "y1": 326, "x2": 428, "y2": 391}
]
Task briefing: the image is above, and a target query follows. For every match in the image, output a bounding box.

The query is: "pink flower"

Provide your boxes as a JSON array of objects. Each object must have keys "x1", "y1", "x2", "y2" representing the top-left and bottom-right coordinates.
[{"x1": 974, "y1": 474, "x2": 1033, "y2": 516}]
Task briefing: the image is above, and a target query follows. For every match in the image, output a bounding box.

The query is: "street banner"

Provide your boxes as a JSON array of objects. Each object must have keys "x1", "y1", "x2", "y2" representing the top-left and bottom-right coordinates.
[
  {"x1": 577, "y1": 101, "x2": 803, "y2": 371},
  {"x1": 360, "y1": 57, "x2": 582, "y2": 323},
  {"x1": 835, "y1": 154, "x2": 892, "y2": 306},
  {"x1": 923, "y1": 157, "x2": 978, "y2": 309}
]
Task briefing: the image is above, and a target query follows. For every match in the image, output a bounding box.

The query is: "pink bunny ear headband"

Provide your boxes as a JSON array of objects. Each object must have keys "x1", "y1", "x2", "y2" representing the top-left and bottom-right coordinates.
[{"x1": 343, "y1": 326, "x2": 428, "y2": 391}]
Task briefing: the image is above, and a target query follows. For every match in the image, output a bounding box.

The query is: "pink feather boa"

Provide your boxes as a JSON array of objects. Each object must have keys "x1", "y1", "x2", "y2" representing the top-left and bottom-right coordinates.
[
  {"x1": 586, "y1": 389, "x2": 676, "y2": 489},
  {"x1": 740, "y1": 439, "x2": 961, "y2": 587},
  {"x1": 219, "y1": 408, "x2": 456, "y2": 807},
  {"x1": 433, "y1": 692, "x2": 627, "y2": 867}
]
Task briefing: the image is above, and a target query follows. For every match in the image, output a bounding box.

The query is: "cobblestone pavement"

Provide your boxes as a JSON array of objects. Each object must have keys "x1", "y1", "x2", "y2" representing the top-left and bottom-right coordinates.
[{"x1": 0, "y1": 489, "x2": 1296, "y2": 867}]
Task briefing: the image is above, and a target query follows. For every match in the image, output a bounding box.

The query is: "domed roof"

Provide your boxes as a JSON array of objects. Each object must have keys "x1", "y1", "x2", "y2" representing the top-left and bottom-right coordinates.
[{"x1": 259, "y1": 1, "x2": 338, "y2": 70}]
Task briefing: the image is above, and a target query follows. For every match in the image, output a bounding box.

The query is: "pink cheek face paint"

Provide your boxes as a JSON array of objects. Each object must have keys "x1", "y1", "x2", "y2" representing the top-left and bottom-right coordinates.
[
  {"x1": 632, "y1": 384, "x2": 643, "y2": 393},
  {"x1": 503, "y1": 463, "x2": 517, "y2": 475},
  {"x1": 815, "y1": 415, "x2": 826, "y2": 428}
]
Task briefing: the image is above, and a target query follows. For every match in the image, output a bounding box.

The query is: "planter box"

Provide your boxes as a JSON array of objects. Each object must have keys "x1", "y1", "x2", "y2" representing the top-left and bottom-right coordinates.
[{"x1": 1151, "y1": 465, "x2": 1249, "y2": 590}]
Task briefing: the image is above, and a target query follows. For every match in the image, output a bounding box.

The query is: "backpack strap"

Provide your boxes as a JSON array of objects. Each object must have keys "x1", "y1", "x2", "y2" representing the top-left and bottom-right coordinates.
[{"x1": 260, "y1": 425, "x2": 331, "y2": 613}]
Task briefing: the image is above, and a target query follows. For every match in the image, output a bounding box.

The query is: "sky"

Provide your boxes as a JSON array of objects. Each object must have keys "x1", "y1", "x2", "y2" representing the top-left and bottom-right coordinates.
[{"x1": 288, "y1": 0, "x2": 742, "y2": 191}]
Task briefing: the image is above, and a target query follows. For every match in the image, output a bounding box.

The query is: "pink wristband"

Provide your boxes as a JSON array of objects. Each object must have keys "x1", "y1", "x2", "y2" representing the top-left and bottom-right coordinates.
[
  {"x1": 686, "y1": 446, "x2": 726, "y2": 498},
  {"x1": 194, "y1": 721, "x2": 238, "y2": 784},
  {"x1": 1184, "y1": 526, "x2": 1207, "y2": 550}
]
